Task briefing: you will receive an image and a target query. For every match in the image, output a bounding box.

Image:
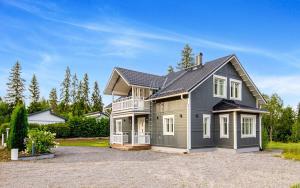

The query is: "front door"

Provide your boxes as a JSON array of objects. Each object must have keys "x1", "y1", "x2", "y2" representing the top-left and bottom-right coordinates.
[{"x1": 138, "y1": 117, "x2": 145, "y2": 135}]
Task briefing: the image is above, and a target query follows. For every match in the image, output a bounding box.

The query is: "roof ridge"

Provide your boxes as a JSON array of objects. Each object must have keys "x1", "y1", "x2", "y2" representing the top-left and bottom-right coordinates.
[{"x1": 115, "y1": 67, "x2": 164, "y2": 78}]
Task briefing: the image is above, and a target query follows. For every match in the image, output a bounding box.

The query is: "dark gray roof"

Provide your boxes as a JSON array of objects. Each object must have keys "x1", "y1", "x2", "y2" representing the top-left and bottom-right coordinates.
[
  {"x1": 116, "y1": 67, "x2": 166, "y2": 89},
  {"x1": 213, "y1": 99, "x2": 267, "y2": 112},
  {"x1": 148, "y1": 54, "x2": 234, "y2": 99}
]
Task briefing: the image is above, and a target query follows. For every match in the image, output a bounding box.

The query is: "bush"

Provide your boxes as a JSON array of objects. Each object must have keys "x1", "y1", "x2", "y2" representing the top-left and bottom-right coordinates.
[
  {"x1": 290, "y1": 122, "x2": 300, "y2": 142},
  {"x1": 26, "y1": 129, "x2": 56, "y2": 154},
  {"x1": 28, "y1": 123, "x2": 41, "y2": 130},
  {"x1": 8, "y1": 104, "x2": 28, "y2": 150},
  {"x1": 0, "y1": 123, "x2": 10, "y2": 135},
  {"x1": 42, "y1": 123, "x2": 70, "y2": 138},
  {"x1": 262, "y1": 127, "x2": 269, "y2": 150}
]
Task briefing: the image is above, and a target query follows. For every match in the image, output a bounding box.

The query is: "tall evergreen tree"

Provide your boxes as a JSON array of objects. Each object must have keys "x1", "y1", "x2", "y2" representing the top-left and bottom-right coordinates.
[
  {"x1": 177, "y1": 44, "x2": 194, "y2": 70},
  {"x1": 72, "y1": 81, "x2": 84, "y2": 116},
  {"x1": 6, "y1": 61, "x2": 26, "y2": 106},
  {"x1": 167, "y1": 65, "x2": 174, "y2": 73},
  {"x1": 91, "y1": 81, "x2": 103, "y2": 112},
  {"x1": 28, "y1": 74, "x2": 41, "y2": 113},
  {"x1": 49, "y1": 88, "x2": 58, "y2": 113},
  {"x1": 60, "y1": 66, "x2": 71, "y2": 111},
  {"x1": 71, "y1": 73, "x2": 78, "y2": 104},
  {"x1": 297, "y1": 102, "x2": 300, "y2": 122},
  {"x1": 82, "y1": 73, "x2": 90, "y2": 113}
]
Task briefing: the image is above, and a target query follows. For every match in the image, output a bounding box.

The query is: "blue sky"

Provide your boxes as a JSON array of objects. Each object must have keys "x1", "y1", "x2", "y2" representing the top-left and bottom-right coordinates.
[{"x1": 0, "y1": 0, "x2": 300, "y2": 108}]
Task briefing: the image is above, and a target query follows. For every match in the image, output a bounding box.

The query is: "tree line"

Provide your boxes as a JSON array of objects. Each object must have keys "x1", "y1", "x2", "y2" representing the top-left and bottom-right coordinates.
[{"x1": 0, "y1": 61, "x2": 103, "y2": 125}]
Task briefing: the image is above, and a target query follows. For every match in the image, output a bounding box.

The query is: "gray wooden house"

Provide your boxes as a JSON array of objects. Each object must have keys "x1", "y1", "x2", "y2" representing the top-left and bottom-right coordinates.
[{"x1": 104, "y1": 54, "x2": 267, "y2": 152}]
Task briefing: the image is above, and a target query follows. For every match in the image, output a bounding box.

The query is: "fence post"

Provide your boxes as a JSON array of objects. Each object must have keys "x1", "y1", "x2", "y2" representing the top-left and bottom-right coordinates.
[{"x1": 6, "y1": 128, "x2": 10, "y2": 139}]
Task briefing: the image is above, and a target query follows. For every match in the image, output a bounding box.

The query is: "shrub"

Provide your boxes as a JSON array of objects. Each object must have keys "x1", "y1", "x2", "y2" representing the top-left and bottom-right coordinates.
[
  {"x1": 262, "y1": 127, "x2": 269, "y2": 150},
  {"x1": 42, "y1": 123, "x2": 70, "y2": 138},
  {"x1": 0, "y1": 123, "x2": 10, "y2": 135},
  {"x1": 8, "y1": 104, "x2": 28, "y2": 150},
  {"x1": 69, "y1": 117, "x2": 109, "y2": 137},
  {"x1": 26, "y1": 129, "x2": 56, "y2": 154},
  {"x1": 290, "y1": 121, "x2": 300, "y2": 142},
  {"x1": 28, "y1": 123, "x2": 41, "y2": 130}
]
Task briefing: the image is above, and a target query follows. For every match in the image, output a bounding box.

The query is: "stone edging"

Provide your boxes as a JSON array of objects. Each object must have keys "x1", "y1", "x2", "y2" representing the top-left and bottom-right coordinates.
[{"x1": 19, "y1": 153, "x2": 55, "y2": 161}]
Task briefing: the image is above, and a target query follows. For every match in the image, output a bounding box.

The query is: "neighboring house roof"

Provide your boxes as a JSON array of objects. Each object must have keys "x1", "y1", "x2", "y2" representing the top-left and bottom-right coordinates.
[
  {"x1": 104, "y1": 103, "x2": 112, "y2": 109},
  {"x1": 28, "y1": 109, "x2": 67, "y2": 120},
  {"x1": 212, "y1": 99, "x2": 268, "y2": 113},
  {"x1": 84, "y1": 111, "x2": 109, "y2": 118}
]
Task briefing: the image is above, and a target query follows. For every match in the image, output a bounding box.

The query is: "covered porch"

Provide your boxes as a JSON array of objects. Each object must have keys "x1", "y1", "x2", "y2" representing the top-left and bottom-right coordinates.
[{"x1": 110, "y1": 114, "x2": 151, "y2": 147}]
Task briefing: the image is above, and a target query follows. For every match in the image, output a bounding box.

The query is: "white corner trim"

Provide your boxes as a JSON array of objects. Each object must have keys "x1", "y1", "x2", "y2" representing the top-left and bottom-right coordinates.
[
  {"x1": 219, "y1": 114, "x2": 230, "y2": 138},
  {"x1": 213, "y1": 75, "x2": 227, "y2": 99},
  {"x1": 240, "y1": 114, "x2": 256, "y2": 138},
  {"x1": 229, "y1": 78, "x2": 242, "y2": 101},
  {"x1": 259, "y1": 114, "x2": 262, "y2": 149},
  {"x1": 233, "y1": 111, "x2": 237, "y2": 149},
  {"x1": 187, "y1": 94, "x2": 191, "y2": 150},
  {"x1": 163, "y1": 115, "x2": 175, "y2": 136}
]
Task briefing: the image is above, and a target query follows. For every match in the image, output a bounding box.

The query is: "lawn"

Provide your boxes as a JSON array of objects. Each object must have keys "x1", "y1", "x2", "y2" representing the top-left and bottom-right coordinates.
[
  {"x1": 0, "y1": 148, "x2": 10, "y2": 162},
  {"x1": 267, "y1": 142, "x2": 300, "y2": 161},
  {"x1": 56, "y1": 138, "x2": 109, "y2": 147}
]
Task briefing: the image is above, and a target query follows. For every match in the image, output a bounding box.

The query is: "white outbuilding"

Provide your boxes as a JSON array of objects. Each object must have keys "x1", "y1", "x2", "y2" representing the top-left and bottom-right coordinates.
[{"x1": 28, "y1": 109, "x2": 66, "y2": 125}]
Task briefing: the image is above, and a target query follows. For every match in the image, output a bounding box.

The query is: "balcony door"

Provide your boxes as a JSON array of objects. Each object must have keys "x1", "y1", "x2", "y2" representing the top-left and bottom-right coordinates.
[{"x1": 138, "y1": 117, "x2": 145, "y2": 136}]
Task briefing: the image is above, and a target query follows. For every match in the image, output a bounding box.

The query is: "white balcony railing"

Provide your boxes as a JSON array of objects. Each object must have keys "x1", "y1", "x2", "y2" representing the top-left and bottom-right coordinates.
[
  {"x1": 112, "y1": 96, "x2": 150, "y2": 112},
  {"x1": 112, "y1": 132, "x2": 129, "y2": 144},
  {"x1": 134, "y1": 132, "x2": 151, "y2": 145}
]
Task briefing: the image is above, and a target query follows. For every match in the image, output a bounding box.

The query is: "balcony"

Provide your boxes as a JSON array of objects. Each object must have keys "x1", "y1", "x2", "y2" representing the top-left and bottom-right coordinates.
[
  {"x1": 112, "y1": 96, "x2": 150, "y2": 113},
  {"x1": 111, "y1": 132, "x2": 150, "y2": 145}
]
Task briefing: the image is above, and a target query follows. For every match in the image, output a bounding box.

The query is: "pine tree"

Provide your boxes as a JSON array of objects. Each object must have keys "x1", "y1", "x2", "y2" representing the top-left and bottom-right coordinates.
[
  {"x1": 72, "y1": 81, "x2": 84, "y2": 116},
  {"x1": 71, "y1": 74, "x2": 78, "y2": 104},
  {"x1": 82, "y1": 73, "x2": 90, "y2": 113},
  {"x1": 167, "y1": 65, "x2": 174, "y2": 73},
  {"x1": 6, "y1": 61, "x2": 26, "y2": 106},
  {"x1": 60, "y1": 66, "x2": 71, "y2": 111},
  {"x1": 49, "y1": 88, "x2": 58, "y2": 113},
  {"x1": 28, "y1": 74, "x2": 41, "y2": 113},
  {"x1": 91, "y1": 81, "x2": 103, "y2": 112},
  {"x1": 177, "y1": 44, "x2": 194, "y2": 70}
]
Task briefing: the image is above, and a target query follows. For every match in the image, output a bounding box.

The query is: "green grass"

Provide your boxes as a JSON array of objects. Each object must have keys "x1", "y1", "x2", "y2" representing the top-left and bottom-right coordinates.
[
  {"x1": 267, "y1": 142, "x2": 300, "y2": 161},
  {"x1": 291, "y1": 183, "x2": 300, "y2": 188},
  {"x1": 56, "y1": 138, "x2": 109, "y2": 147}
]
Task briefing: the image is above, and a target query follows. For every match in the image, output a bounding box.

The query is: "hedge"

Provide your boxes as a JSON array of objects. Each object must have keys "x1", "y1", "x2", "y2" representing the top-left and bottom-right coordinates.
[
  {"x1": 0, "y1": 123, "x2": 10, "y2": 135},
  {"x1": 27, "y1": 117, "x2": 109, "y2": 138}
]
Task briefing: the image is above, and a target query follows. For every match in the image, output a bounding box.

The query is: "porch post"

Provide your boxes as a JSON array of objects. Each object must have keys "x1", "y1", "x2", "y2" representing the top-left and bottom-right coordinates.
[
  {"x1": 259, "y1": 114, "x2": 262, "y2": 150},
  {"x1": 132, "y1": 114, "x2": 135, "y2": 146},
  {"x1": 110, "y1": 115, "x2": 114, "y2": 145},
  {"x1": 233, "y1": 111, "x2": 237, "y2": 149}
]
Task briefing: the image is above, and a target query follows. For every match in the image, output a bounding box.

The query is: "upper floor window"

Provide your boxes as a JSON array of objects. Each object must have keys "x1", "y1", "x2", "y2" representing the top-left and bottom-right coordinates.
[
  {"x1": 163, "y1": 115, "x2": 175, "y2": 135},
  {"x1": 241, "y1": 114, "x2": 256, "y2": 138},
  {"x1": 220, "y1": 114, "x2": 229, "y2": 138},
  {"x1": 213, "y1": 75, "x2": 227, "y2": 98},
  {"x1": 203, "y1": 114, "x2": 211, "y2": 138},
  {"x1": 230, "y1": 79, "x2": 242, "y2": 100}
]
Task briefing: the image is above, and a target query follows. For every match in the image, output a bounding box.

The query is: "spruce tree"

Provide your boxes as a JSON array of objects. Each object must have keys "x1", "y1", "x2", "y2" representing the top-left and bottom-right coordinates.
[
  {"x1": 72, "y1": 81, "x2": 84, "y2": 116},
  {"x1": 167, "y1": 65, "x2": 174, "y2": 73},
  {"x1": 49, "y1": 88, "x2": 58, "y2": 113},
  {"x1": 6, "y1": 61, "x2": 25, "y2": 106},
  {"x1": 71, "y1": 74, "x2": 78, "y2": 104},
  {"x1": 60, "y1": 66, "x2": 71, "y2": 111},
  {"x1": 177, "y1": 44, "x2": 194, "y2": 70},
  {"x1": 28, "y1": 74, "x2": 41, "y2": 113},
  {"x1": 82, "y1": 73, "x2": 90, "y2": 113},
  {"x1": 297, "y1": 102, "x2": 300, "y2": 122},
  {"x1": 91, "y1": 81, "x2": 103, "y2": 112}
]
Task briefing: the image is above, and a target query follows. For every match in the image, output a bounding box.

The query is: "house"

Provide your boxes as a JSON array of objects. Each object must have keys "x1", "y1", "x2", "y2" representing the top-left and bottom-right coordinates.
[
  {"x1": 84, "y1": 111, "x2": 109, "y2": 120},
  {"x1": 104, "y1": 54, "x2": 267, "y2": 153},
  {"x1": 28, "y1": 109, "x2": 66, "y2": 125}
]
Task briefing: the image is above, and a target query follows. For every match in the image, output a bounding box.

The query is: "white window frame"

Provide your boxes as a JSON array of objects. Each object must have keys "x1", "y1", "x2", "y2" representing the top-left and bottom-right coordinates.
[
  {"x1": 241, "y1": 114, "x2": 256, "y2": 138},
  {"x1": 213, "y1": 75, "x2": 227, "y2": 98},
  {"x1": 115, "y1": 119, "x2": 122, "y2": 133},
  {"x1": 203, "y1": 114, "x2": 211, "y2": 138},
  {"x1": 220, "y1": 114, "x2": 229, "y2": 138},
  {"x1": 230, "y1": 78, "x2": 242, "y2": 101},
  {"x1": 163, "y1": 115, "x2": 175, "y2": 136}
]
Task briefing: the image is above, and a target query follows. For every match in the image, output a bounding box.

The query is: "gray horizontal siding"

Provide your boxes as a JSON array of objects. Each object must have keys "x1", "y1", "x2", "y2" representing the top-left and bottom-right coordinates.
[{"x1": 237, "y1": 112, "x2": 259, "y2": 148}]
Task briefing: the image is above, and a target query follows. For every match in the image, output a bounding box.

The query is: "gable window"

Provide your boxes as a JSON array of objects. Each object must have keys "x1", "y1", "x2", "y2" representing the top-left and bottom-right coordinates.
[
  {"x1": 213, "y1": 75, "x2": 227, "y2": 98},
  {"x1": 241, "y1": 115, "x2": 256, "y2": 138},
  {"x1": 203, "y1": 114, "x2": 211, "y2": 138},
  {"x1": 115, "y1": 119, "x2": 122, "y2": 133},
  {"x1": 220, "y1": 114, "x2": 229, "y2": 138},
  {"x1": 230, "y1": 78, "x2": 242, "y2": 100},
  {"x1": 163, "y1": 115, "x2": 175, "y2": 135}
]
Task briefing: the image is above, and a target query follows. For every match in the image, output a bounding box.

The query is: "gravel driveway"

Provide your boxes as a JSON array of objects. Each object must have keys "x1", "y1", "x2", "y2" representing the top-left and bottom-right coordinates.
[{"x1": 1, "y1": 146, "x2": 300, "y2": 188}]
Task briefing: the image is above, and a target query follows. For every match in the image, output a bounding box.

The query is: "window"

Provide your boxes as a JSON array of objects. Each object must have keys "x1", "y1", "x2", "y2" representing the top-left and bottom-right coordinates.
[
  {"x1": 115, "y1": 119, "x2": 122, "y2": 133},
  {"x1": 163, "y1": 115, "x2": 175, "y2": 135},
  {"x1": 213, "y1": 75, "x2": 227, "y2": 98},
  {"x1": 203, "y1": 114, "x2": 211, "y2": 138},
  {"x1": 230, "y1": 79, "x2": 242, "y2": 100},
  {"x1": 220, "y1": 114, "x2": 229, "y2": 138},
  {"x1": 241, "y1": 115, "x2": 256, "y2": 138}
]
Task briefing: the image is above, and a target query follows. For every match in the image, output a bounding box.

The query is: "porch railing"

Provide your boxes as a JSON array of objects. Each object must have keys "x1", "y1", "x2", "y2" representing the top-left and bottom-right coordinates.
[
  {"x1": 112, "y1": 132, "x2": 129, "y2": 144},
  {"x1": 134, "y1": 132, "x2": 151, "y2": 145},
  {"x1": 112, "y1": 96, "x2": 150, "y2": 112}
]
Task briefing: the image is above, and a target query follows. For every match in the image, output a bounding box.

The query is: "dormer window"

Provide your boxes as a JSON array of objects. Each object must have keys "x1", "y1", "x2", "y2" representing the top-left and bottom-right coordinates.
[
  {"x1": 230, "y1": 79, "x2": 242, "y2": 100},
  {"x1": 213, "y1": 75, "x2": 227, "y2": 98}
]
